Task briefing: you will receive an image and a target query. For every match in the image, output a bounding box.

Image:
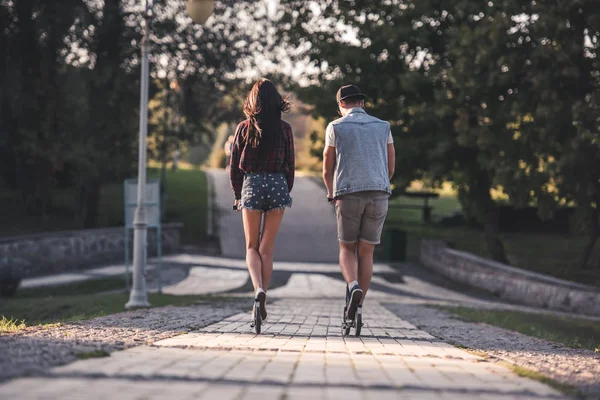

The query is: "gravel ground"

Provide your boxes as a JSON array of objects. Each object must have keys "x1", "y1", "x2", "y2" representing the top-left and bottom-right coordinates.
[
  {"x1": 384, "y1": 302, "x2": 600, "y2": 399},
  {"x1": 0, "y1": 301, "x2": 247, "y2": 382}
]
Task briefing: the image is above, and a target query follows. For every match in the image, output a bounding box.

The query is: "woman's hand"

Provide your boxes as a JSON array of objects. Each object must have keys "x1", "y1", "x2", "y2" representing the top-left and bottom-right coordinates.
[{"x1": 234, "y1": 199, "x2": 241, "y2": 211}]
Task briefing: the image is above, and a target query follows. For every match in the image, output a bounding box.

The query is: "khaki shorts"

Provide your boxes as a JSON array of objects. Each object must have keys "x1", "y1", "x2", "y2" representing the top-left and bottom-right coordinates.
[{"x1": 335, "y1": 191, "x2": 389, "y2": 245}]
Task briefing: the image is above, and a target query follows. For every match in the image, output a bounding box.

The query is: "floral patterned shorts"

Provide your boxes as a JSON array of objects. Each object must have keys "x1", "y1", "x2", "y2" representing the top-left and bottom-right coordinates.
[{"x1": 240, "y1": 172, "x2": 292, "y2": 213}]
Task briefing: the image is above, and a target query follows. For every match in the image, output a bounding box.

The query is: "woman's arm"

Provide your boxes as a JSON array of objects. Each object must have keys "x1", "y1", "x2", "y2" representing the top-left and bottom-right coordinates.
[
  {"x1": 284, "y1": 124, "x2": 295, "y2": 193},
  {"x1": 229, "y1": 123, "x2": 245, "y2": 199}
]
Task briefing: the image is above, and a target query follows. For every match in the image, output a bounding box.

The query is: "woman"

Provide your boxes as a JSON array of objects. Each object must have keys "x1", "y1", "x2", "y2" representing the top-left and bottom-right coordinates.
[{"x1": 229, "y1": 78, "x2": 294, "y2": 326}]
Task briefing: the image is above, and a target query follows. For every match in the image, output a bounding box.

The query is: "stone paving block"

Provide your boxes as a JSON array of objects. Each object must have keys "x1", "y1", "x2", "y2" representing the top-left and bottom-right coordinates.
[
  {"x1": 364, "y1": 388, "x2": 405, "y2": 400},
  {"x1": 374, "y1": 354, "x2": 420, "y2": 388},
  {"x1": 349, "y1": 353, "x2": 393, "y2": 387},
  {"x1": 196, "y1": 383, "x2": 246, "y2": 400},
  {"x1": 240, "y1": 385, "x2": 286, "y2": 400},
  {"x1": 402, "y1": 357, "x2": 458, "y2": 387},
  {"x1": 285, "y1": 386, "x2": 327, "y2": 400},
  {"x1": 225, "y1": 352, "x2": 274, "y2": 382},
  {"x1": 304, "y1": 336, "x2": 327, "y2": 352},
  {"x1": 326, "y1": 386, "x2": 365, "y2": 400},
  {"x1": 325, "y1": 352, "x2": 356, "y2": 385},
  {"x1": 255, "y1": 351, "x2": 300, "y2": 384},
  {"x1": 293, "y1": 351, "x2": 326, "y2": 384}
]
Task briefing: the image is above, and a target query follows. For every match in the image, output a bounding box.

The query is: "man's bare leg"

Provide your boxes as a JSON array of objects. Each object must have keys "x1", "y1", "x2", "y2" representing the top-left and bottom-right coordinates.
[
  {"x1": 357, "y1": 241, "x2": 375, "y2": 305},
  {"x1": 339, "y1": 241, "x2": 363, "y2": 320},
  {"x1": 339, "y1": 241, "x2": 358, "y2": 283}
]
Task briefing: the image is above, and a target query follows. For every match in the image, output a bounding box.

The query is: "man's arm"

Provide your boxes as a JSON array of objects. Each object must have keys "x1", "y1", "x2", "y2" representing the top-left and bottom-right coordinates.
[
  {"x1": 387, "y1": 143, "x2": 396, "y2": 180},
  {"x1": 323, "y1": 145, "x2": 336, "y2": 198}
]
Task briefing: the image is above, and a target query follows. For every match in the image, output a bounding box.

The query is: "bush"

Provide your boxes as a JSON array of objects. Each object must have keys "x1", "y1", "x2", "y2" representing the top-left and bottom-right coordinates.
[
  {"x1": 207, "y1": 148, "x2": 227, "y2": 169},
  {"x1": 496, "y1": 206, "x2": 575, "y2": 234}
]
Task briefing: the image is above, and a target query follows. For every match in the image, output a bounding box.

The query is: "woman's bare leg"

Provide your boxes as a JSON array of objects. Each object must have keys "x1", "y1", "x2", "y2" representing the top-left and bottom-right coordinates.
[
  {"x1": 242, "y1": 210, "x2": 263, "y2": 292},
  {"x1": 259, "y1": 209, "x2": 285, "y2": 291}
]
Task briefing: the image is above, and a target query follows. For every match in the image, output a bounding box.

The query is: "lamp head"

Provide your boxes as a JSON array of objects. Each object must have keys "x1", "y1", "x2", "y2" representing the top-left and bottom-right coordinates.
[{"x1": 186, "y1": 0, "x2": 214, "y2": 25}]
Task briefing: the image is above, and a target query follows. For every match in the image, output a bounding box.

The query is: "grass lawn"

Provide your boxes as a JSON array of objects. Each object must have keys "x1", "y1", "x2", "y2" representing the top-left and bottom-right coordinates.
[
  {"x1": 0, "y1": 167, "x2": 208, "y2": 244},
  {"x1": 152, "y1": 168, "x2": 208, "y2": 245},
  {"x1": 385, "y1": 195, "x2": 600, "y2": 287},
  {"x1": 440, "y1": 306, "x2": 600, "y2": 352},
  {"x1": 1, "y1": 273, "x2": 244, "y2": 330},
  {"x1": 1, "y1": 275, "x2": 241, "y2": 330},
  {"x1": 17, "y1": 276, "x2": 131, "y2": 298}
]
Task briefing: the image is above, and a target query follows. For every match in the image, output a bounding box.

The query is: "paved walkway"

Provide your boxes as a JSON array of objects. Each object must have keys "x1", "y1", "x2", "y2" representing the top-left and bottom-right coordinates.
[
  {"x1": 211, "y1": 169, "x2": 339, "y2": 262},
  {"x1": 1, "y1": 299, "x2": 562, "y2": 399},
  {"x1": 1, "y1": 172, "x2": 570, "y2": 399}
]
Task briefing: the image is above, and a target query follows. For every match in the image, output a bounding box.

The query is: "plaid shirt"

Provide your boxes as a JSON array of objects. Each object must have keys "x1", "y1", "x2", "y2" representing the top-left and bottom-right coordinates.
[{"x1": 230, "y1": 120, "x2": 295, "y2": 199}]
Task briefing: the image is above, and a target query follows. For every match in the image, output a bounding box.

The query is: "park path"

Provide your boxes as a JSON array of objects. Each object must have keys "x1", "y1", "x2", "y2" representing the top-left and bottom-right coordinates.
[
  {"x1": 0, "y1": 298, "x2": 562, "y2": 399},
  {"x1": 0, "y1": 169, "x2": 568, "y2": 399},
  {"x1": 209, "y1": 168, "x2": 339, "y2": 263}
]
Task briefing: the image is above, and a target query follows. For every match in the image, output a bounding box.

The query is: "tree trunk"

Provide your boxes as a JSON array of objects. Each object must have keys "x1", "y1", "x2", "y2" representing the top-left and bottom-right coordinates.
[
  {"x1": 79, "y1": 180, "x2": 102, "y2": 228},
  {"x1": 580, "y1": 224, "x2": 597, "y2": 270},
  {"x1": 484, "y1": 206, "x2": 509, "y2": 264},
  {"x1": 581, "y1": 205, "x2": 599, "y2": 269},
  {"x1": 459, "y1": 169, "x2": 509, "y2": 264}
]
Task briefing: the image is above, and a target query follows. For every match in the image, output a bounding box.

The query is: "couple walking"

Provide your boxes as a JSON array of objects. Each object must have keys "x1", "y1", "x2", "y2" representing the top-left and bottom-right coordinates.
[{"x1": 229, "y1": 79, "x2": 396, "y2": 333}]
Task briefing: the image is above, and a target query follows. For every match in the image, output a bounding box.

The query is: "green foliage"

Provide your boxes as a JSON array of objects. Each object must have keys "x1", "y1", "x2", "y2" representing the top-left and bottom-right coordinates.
[
  {"x1": 279, "y1": 0, "x2": 600, "y2": 265},
  {"x1": 208, "y1": 149, "x2": 228, "y2": 169},
  {"x1": 385, "y1": 201, "x2": 600, "y2": 286},
  {"x1": 155, "y1": 168, "x2": 208, "y2": 244},
  {"x1": 0, "y1": 168, "x2": 208, "y2": 245},
  {"x1": 0, "y1": 1, "x2": 266, "y2": 229}
]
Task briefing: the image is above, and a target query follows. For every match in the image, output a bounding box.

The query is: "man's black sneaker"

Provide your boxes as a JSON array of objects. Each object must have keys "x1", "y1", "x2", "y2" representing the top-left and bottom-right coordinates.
[{"x1": 346, "y1": 284, "x2": 363, "y2": 321}]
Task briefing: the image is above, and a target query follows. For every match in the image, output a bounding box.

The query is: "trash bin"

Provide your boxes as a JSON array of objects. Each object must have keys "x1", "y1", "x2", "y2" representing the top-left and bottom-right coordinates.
[{"x1": 382, "y1": 228, "x2": 407, "y2": 262}]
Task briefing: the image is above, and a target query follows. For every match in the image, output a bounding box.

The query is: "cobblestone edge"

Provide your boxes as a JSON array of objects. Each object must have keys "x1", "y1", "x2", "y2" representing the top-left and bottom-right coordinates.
[
  {"x1": 0, "y1": 301, "x2": 247, "y2": 382},
  {"x1": 383, "y1": 302, "x2": 600, "y2": 399}
]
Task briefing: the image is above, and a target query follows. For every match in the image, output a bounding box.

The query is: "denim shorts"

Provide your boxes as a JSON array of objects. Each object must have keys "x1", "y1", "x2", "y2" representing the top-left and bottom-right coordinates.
[{"x1": 240, "y1": 172, "x2": 292, "y2": 213}]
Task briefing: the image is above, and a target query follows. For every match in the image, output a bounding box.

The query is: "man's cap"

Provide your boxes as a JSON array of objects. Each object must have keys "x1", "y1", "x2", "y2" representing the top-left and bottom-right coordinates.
[{"x1": 336, "y1": 84, "x2": 366, "y2": 103}]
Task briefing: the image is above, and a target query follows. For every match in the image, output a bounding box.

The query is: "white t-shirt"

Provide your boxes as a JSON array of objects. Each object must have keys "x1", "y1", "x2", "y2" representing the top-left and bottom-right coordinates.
[{"x1": 325, "y1": 123, "x2": 394, "y2": 148}]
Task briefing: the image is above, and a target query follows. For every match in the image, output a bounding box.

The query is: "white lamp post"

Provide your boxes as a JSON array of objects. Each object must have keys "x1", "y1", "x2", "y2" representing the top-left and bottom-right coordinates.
[{"x1": 126, "y1": 0, "x2": 214, "y2": 309}]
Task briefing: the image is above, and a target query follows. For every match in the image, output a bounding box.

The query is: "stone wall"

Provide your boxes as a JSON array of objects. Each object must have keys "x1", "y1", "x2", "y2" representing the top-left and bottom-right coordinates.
[
  {"x1": 420, "y1": 240, "x2": 600, "y2": 317},
  {"x1": 0, "y1": 223, "x2": 182, "y2": 278}
]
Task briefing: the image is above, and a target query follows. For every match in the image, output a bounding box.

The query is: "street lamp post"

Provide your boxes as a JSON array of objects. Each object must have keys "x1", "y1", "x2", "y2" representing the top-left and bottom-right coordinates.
[{"x1": 126, "y1": 0, "x2": 215, "y2": 309}]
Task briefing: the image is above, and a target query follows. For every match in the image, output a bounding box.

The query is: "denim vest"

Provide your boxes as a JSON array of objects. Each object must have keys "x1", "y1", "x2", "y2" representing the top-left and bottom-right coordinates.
[{"x1": 330, "y1": 108, "x2": 392, "y2": 197}]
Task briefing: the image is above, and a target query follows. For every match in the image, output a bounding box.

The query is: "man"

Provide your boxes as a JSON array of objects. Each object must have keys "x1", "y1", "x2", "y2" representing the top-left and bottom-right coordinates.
[{"x1": 323, "y1": 84, "x2": 395, "y2": 322}]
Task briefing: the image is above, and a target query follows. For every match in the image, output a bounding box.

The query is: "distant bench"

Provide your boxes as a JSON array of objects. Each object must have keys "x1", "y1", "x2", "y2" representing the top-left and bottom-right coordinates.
[{"x1": 389, "y1": 191, "x2": 440, "y2": 223}]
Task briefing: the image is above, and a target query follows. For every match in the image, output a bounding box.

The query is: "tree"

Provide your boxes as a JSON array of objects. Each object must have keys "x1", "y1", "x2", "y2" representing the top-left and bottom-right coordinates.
[
  {"x1": 0, "y1": 0, "x2": 90, "y2": 217},
  {"x1": 277, "y1": 0, "x2": 513, "y2": 261},
  {"x1": 0, "y1": 0, "x2": 274, "y2": 230},
  {"x1": 507, "y1": 1, "x2": 600, "y2": 268},
  {"x1": 278, "y1": 0, "x2": 600, "y2": 266}
]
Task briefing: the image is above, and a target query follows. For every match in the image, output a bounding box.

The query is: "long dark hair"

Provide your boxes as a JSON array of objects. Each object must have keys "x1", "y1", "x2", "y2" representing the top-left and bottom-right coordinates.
[{"x1": 242, "y1": 79, "x2": 291, "y2": 149}]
